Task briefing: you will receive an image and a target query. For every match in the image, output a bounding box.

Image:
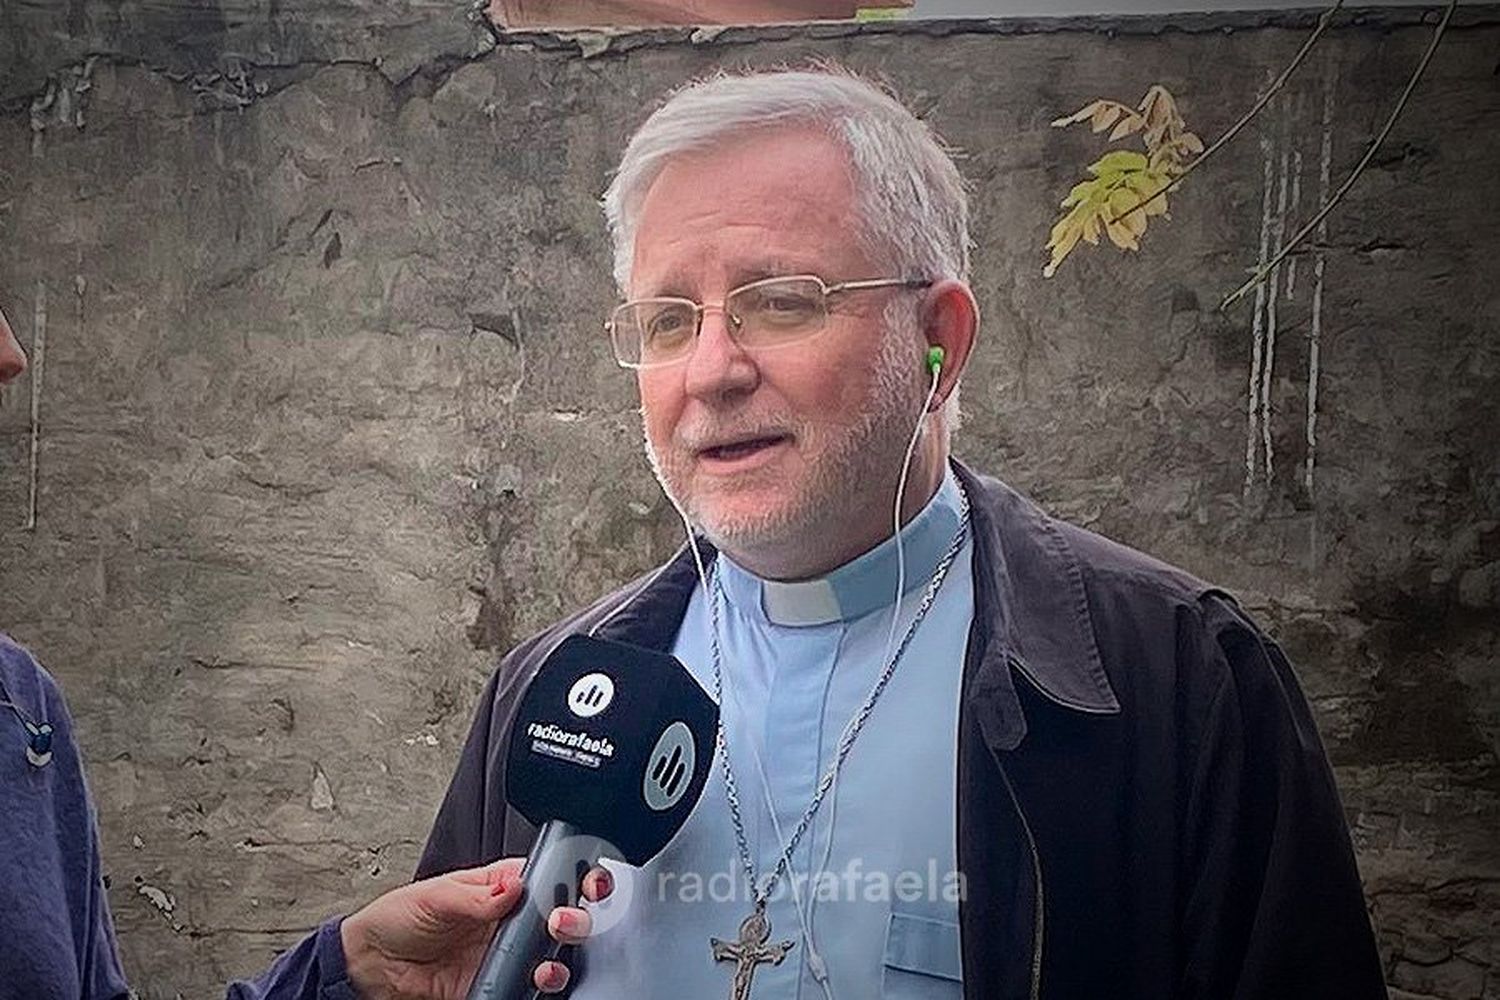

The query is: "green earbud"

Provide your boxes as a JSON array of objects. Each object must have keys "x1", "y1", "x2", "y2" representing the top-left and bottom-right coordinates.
[{"x1": 926, "y1": 345, "x2": 945, "y2": 377}]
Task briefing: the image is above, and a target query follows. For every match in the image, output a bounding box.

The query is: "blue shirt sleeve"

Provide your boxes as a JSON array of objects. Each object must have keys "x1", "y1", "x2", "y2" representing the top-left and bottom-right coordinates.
[
  {"x1": 54, "y1": 675, "x2": 132, "y2": 1000},
  {"x1": 81, "y1": 805, "x2": 131, "y2": 1000},
  {"x1": 226, "y1": 917, "x2": 359, "y2": 1000},
  {"x1": 0, "y1": 635, "x2": 131, "y2": 1000}
]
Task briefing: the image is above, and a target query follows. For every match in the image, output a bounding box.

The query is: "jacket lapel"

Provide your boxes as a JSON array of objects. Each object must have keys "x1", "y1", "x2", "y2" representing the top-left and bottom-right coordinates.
[{"x1": 953, "y1": 459, "x2": 1121, "y2": 755}]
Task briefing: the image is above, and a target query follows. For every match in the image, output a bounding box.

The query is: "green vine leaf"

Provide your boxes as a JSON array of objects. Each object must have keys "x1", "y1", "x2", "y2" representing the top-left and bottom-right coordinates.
[{"x1": 1045, "y1": 85, "x2": 1200, "y2": 277}]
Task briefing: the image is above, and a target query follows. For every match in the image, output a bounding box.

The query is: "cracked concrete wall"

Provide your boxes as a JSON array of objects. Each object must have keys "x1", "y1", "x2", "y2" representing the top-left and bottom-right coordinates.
[{"x1": 1, "y1": 6, "x2": 1497, "y2": 998}]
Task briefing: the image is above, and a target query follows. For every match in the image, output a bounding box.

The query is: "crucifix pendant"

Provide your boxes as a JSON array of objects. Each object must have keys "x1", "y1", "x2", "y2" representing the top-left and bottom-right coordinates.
[{"x1": 710, "y1": 902, "x2": 795, "y2": 1000}]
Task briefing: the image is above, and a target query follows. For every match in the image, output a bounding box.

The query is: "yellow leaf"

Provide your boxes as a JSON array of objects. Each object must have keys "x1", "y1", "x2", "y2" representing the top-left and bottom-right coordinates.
[
  {"x1": 1046, "y1": 214, "x2": 1073, "y2": 249},
  {"x1": 1047, "y1": 200, "x2": 1091, "y2": 249},
  {"x1": 1060, "y1": 179, "x2": 1095, "y2": 209},
  {"x1": 1082, "y1": 210, "x2": 1102, "y2": 245},
  {"x1": 1051, "y1": 100, "x2": 1105, "y2": 128},
  {"x1": 1109, "y1": 112, "x2": 1145, "y2": 141},
  {"x1": 1044, "y1": 222, "x2": 1082, "y2": 277},
  {"x1": 1162, "y1": 93, "x2": 1182, "y2": 127},
  {"x1": 1107, "y1": 188, "x2": 1148, "y2": 238},
  {"x1": 1125, "y1": 176, "x2": 1167, "y2": 223},
  {"x1": 1092, "y1": 150, "x2": 1149, "y2": 174},
  {"x1": 1124, "y1": 170, "x2": 1171, "y2": 213},
  {"x1": 1139, "y1": 85, "x2": 1181, "y2": 131},
  {"x1": 1149, "y1": 146, "x2": 1185, "y2": 174},
  {"x1": 1105, "y1": 217, "x2": 1139, "y2": 251}
]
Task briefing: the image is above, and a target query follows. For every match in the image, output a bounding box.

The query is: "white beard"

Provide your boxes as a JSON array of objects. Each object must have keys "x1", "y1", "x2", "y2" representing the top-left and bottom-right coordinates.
[{"x1": 643, "y1": 324, "x2": 927, "y2": 561}]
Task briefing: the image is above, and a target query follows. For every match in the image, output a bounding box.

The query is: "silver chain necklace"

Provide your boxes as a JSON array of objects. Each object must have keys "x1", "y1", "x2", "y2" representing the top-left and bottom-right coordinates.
[{"x1": 706, "y1": 483, "x2": 970, "y2": 998}]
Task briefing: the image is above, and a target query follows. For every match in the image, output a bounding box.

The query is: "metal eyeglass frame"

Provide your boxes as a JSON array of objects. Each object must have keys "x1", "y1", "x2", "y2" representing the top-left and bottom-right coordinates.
[{"x1": 604, "y1": 274, "x2": 933, "y2": 370}]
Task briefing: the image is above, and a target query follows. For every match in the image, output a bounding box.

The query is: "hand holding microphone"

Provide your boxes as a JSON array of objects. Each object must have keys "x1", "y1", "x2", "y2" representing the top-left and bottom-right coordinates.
[
  {"x1": 338, "y1": 855, "x2": 613, "y2": 999},
  {"x1": 322, "y1": 633, "x2": 715, "y2": 1000},
  {"x1": 463, "y1": 633, "x2": 719, "y2": 1000}
]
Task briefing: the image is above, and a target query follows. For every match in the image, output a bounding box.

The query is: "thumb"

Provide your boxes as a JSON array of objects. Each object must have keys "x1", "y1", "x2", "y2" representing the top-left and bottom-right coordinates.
[
  {"x1": 422, "y1": 867, "x2": 525, "y2": 929},
  {"x1": 447, "y1": 856, "x2": 526, "y2": 889}
]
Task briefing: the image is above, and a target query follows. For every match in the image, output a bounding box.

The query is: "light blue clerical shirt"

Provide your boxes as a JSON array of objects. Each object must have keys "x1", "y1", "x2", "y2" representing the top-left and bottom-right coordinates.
[{"x1": 576, "y1": 470, "x2": 975, "y2": 1000}]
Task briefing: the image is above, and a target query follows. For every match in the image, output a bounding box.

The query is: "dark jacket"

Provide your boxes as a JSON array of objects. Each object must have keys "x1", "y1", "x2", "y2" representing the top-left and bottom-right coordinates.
[{"x1": 416, "y1": 461, "x2": 1388, "y2": 999}]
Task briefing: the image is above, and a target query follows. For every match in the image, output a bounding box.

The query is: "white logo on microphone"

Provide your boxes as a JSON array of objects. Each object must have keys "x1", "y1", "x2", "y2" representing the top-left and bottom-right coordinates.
[
  {"x1": 643, "y1": 721, "x2": 695, "y2": 812},
  {"x1": 568, "y1": 672, "x2": 615, "y2": 718}
]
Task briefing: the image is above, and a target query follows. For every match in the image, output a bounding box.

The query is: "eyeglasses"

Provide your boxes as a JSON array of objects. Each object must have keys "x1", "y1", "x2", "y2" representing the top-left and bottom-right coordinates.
[{"x1": 605, "y1": 274, "x2": 932, "y2": 369}]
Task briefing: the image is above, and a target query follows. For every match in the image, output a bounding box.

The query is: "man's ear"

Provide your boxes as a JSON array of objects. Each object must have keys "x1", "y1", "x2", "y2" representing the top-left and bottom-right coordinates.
[{"x1": 920, "y1": 279, "x2": 978, "y2": 410}]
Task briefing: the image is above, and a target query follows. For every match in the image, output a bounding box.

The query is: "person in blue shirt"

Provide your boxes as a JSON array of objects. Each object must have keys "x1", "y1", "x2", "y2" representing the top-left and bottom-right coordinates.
[
  {"x1": 0, "y1": 632, "x2": 129, "y2": 1000},
  {"x1": 0, "y1": 306, "x2": 606, "y2": 999}
]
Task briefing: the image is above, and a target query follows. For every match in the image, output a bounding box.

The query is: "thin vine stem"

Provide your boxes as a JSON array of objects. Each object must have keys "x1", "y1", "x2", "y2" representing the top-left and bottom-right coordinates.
[
  {"x1": 1220, "y1": 0, "x2": 1459, "y2": 310},
  {"x1": 1109, "y1": 0, "x2": 1347, "y2": 227}
]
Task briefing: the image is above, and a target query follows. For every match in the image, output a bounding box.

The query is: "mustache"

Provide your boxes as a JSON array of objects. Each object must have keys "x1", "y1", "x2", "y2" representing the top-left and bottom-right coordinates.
[
  {"x1": 678, "y1": 425, "x2": 798, "y2": 452},
  {"x1": 674, "y1": 420, "x2": 797, "y2": 452}
]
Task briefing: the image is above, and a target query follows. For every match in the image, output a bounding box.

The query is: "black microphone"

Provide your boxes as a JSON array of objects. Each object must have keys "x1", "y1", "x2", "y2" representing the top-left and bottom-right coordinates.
[{"x1": 465, "y1": 633, "x2": 719, "y2": 1000}]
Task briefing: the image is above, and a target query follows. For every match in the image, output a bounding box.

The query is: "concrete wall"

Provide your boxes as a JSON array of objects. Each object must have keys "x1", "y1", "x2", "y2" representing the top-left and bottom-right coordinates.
[{"x1": 1, "y1": 5, "x2": 1496, "y2": 997}]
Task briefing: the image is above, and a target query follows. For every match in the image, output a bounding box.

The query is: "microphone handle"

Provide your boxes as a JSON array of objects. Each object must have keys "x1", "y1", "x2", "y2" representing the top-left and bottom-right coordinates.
[{"x1": 465, "y1": 820, "x2": 598, "y2": 1000}]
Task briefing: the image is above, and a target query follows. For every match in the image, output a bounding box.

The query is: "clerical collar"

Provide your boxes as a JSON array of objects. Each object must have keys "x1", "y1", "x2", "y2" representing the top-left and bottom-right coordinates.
[{"x1": 716, "y1": 470, "x2": 965, "y2": 627}]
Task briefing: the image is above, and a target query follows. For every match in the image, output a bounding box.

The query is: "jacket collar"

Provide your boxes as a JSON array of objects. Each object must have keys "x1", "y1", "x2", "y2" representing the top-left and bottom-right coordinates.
[{"x1": 597, "y1": 457, "x2": 1120, "y2": 753}]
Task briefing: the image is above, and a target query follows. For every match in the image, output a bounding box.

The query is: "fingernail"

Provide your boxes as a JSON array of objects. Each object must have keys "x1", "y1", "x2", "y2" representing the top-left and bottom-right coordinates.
[
  {"x1": 556, "y1": 911, "x2": 575, "y2": 933},
  {"x1": 597, "y1": 870, "x2": 613, "y2": 896}
]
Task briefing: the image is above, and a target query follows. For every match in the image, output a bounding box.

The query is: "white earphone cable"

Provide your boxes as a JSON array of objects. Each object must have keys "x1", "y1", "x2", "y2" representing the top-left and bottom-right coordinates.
[
  {"x1": 802, "y1": 361, "x2": 941, "y2": 989},
  {"x1": 667, "y1": 355, "x2": 942, "y2": 999}
]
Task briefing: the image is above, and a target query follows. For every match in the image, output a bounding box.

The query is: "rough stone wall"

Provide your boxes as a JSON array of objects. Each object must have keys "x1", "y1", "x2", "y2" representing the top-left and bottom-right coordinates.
[{"x1": 1, "y1": 6, "x2": 1496, "y2": 998}]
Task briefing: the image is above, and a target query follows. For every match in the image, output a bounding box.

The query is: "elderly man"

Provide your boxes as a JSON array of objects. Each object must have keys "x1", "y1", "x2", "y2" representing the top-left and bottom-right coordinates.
[{"x1": 418, "y1": 69, "x2": 1388, "y2": 999}]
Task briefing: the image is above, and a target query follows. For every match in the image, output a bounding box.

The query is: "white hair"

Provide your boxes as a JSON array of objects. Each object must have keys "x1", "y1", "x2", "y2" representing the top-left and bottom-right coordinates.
[
  {"x1": 602, "y1": 66, "x2": 971, "y2": 432},
  {"x1": 602, "y1": 67, "x2": 971, "y2": 292}
]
